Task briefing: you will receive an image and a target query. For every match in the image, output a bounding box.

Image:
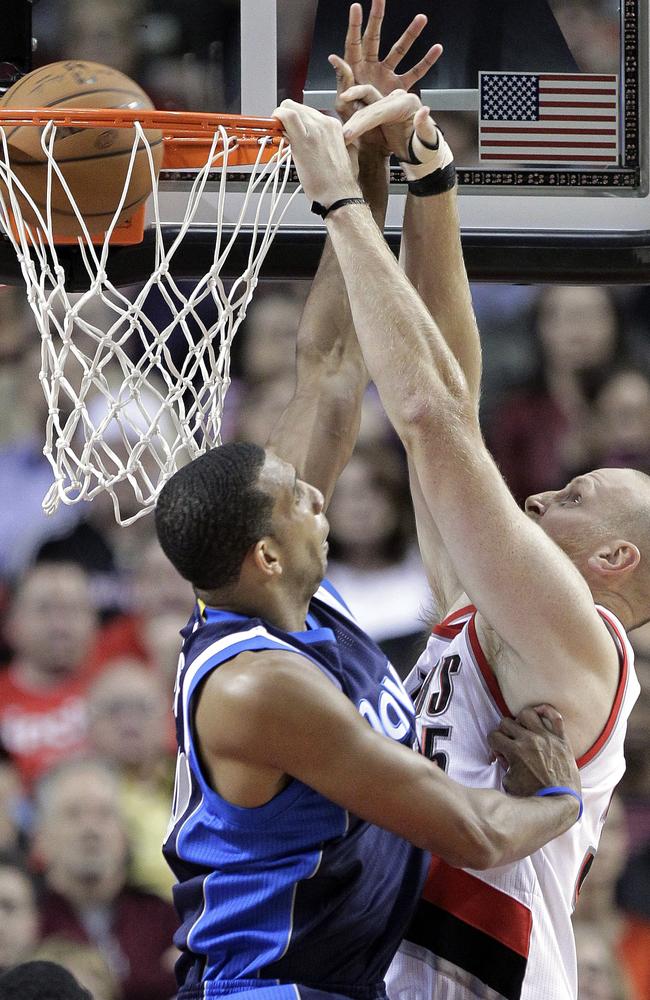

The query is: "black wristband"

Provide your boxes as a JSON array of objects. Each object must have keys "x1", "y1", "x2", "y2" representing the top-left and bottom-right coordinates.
[
  {"x1": 311, "y1": 197, "x2": 366, "y2": 219},
  {"x1": 398, "y1": 127, "x2": 443, "y2": 166},
  {"x1": 407, "y1": 162, "x2": 457, "y2": 198}
]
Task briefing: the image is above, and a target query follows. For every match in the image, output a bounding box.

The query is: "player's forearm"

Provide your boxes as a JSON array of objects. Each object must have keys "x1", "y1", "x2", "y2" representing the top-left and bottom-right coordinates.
[
  {"x1": 293, "y1": 147, "x2": 388, "y2": 368},
  {"x1": 268, "y1": 151, "x2": 387, "y2": 501},
  {"x1": 325, "y1": 202, "x2": 472, "y2": 441},
  {"x1": 402, "y1": 187, "x2": 482, "y2": 407},
  {"x1": 461, "y1": 786, "x2": 579, "y2": 869}
]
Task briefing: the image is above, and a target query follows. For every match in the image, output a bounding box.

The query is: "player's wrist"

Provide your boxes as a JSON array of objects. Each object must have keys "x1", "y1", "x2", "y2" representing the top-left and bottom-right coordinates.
[
  {"x1": 534, "y1": 785, "x2": 583, "y2": 822},
  {"x1": 400, "y1": 126, "x2": 457, "y2": 197},
  {"x1": 311, "y1": 192, "x2": 366, "y2": 219}
]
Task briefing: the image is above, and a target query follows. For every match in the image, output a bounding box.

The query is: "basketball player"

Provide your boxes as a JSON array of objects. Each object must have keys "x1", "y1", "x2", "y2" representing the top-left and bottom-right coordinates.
[
  {"x1": 273, "y1": 51, "x2": 642, "y2": 1000},
  {"x1": 154, "y1": 16, "x2": 585, "y2": 1000}
]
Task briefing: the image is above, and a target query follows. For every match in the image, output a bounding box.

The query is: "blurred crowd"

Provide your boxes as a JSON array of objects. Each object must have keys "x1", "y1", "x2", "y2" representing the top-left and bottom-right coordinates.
[
  {"x1": 0, "y1": 1, "x2": 646, "y2": 998},
  {"x1": 0, "y1": 276, "x2": 649, "y2": 999}
]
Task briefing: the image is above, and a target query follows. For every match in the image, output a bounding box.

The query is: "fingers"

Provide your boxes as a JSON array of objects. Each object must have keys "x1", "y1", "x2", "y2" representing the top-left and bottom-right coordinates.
[
  {"x1": 515, "y1": 706, "x2": 558, "y2": 737},
  {"x1": 344, "y1": 3, "x2": 364, "y2": 69},
  {"x1": 383, "y1": 13, "x2": 428, "y2": 72},
  {"x1": 342, "y1": 88, "x2": 420, "y2": 142},
  {"x1": 487, "y1": 729, "x2": 516, "y2": 761},
  {"x1": 340, "y1": 83, "x2": 383, "y2": 106},
  {"x1": 363, "y1": 0, "x2": 386, "y2": 63},
  {"x1": 272, "y1": 99, "x2": 310, "y2": 139},
  {"x1": 492, "y1": 716, "x2": 527, "y2": 740},
  {"x1": 532, "y1": 704, "x2": 566, "y2": 740},
  {"x1": 413, "y1": 105, "x2": 440, "y2": 146},
  {"x1": 399, "y1": 42, "x2": 444, "y2": 91},
  {"x1": 329, "y1": 54, "x2": 356, "y2": 94}
]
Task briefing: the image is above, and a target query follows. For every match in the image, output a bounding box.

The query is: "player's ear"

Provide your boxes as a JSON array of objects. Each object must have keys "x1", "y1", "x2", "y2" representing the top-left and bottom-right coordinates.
[
  {"x1": 249, "y1": 536, "x2": 283, "y2": 578},
  {"x1": 587, "y1": 540, "x2": 640, "y2": 578}
]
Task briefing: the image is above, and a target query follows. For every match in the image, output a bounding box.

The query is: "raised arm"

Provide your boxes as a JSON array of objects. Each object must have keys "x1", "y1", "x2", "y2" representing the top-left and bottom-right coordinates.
[
  {"x1": 329, "y1": 1, "x2": 472, "y2": 613},
  {"x1": 268, "y1": 2, "x2": 441, "y2": 508},
  {"x1": 273, "y1": 101, "x2": 618, "y2": 744},
  {"x1": 196, "y1": 648, "x2": 581, "y2": 870},
  {"x1": 265, "y1": 148, "x2": 376, "y2": 508}
]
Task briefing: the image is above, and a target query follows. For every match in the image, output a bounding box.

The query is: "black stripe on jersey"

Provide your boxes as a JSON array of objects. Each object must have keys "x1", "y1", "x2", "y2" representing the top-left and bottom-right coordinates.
[{"x1": 405, "y1": 898, "x2": 527, "y2": 1000}]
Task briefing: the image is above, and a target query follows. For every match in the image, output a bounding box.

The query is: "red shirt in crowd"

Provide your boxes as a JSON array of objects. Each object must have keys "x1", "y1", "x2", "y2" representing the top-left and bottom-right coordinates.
[
  {"x1": 39, "y1": 885, "x2": 179, "y2": 1000},
  {"x1": 0, "y1": 663, "x2": 92, "y2": 787}
]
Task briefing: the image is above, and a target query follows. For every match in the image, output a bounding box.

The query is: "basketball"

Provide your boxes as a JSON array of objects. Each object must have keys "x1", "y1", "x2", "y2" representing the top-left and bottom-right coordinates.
[{"x1": 0, "y1": 60, "x2": 163, "y2": 237}]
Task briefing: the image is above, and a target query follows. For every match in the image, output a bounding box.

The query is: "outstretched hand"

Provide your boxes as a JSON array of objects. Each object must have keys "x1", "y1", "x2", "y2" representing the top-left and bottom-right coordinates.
[
  {"x1": 329, "y1": 0, "x2": 442, "y2": 154},
  {"x1": 331, "y1": 0, "x2": 442, "y2": 107},
  {"x1": 488, "y1": 704, "x2": 581, "y2": 801}
]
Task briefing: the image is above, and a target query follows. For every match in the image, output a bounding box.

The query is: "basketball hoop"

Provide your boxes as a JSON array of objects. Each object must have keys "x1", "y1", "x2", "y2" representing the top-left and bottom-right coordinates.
[{"x1": 0, "y1": 108, "x2": 298, "y2": 525}]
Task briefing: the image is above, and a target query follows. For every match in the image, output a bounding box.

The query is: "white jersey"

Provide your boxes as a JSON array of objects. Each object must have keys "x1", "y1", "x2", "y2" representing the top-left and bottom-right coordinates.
[{"x1": 385, "y1": 603, "x2": 639, "y2": 1000}]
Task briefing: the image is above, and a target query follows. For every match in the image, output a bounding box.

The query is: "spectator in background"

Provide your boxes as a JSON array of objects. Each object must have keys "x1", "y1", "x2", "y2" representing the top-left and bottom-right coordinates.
[
  {"x1": 592, "y1": 366, "x2": 650, "y2": 475},
  {"x1": 0, "y1": 857, "x2": 40, "y2": 973},
  {"x1": 574, "y1": 923, "x2": 633, "y2": 1000},
  {"x1": 239, "y1": 288, "x2": 306, "y2": 385},
  {"x1": 325, "y1": 442, "x2": 430, "y2": 677},
  {"x1": 0, "y1": 563, "x2": 99, "y2": 787},
  {"x1": 93, "y1": 539, "x2": 193, "y2": 684},
  {"x1": 0, "y1": 960, "x2": 92, "y2": 1000},
  {"x1": 549, "y1": 0, "x2": 621, "y2": 73},
  {"x1": 33, "y1": 937, "x2": 120, "y2": 1000},
  {"x1": 617, "y1": 839, "x2": 650, "y2": 1000},
  {"x1": 487, "y1": 285, "x2": 627, "y2": 505},
  {"x1": 0, "y1": 346, "x2": 82, "y2": 581},
  {"x1": 87, "y1": 662, "x2": 175, "y2": 901},
  {"x1": 34, "y1": 759, "x2": 178, "y2": 1000},
  {"x1": 573, "y1": 796, "x2": 639, "y2": 998},
  {"x1": 0, "y1": 759, "x2": 27, "y2": 857},
  {"x1": 232, "y1": 288, "x2": 305, "y2": 446}
]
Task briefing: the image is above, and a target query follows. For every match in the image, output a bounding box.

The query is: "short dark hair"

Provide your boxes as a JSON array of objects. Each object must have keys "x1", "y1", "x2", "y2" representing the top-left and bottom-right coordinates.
[
  {"x1": 155, "y1": 443, "x2": 274, "y2": 590},
  {"x1": 0, "y1": 961, "x2": 92, "y2": 999}
]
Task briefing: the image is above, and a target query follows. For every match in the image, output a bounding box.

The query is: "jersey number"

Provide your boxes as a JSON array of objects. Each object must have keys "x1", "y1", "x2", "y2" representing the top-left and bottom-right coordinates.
[
  {"x1": 418, "y1": 654, "x2": 461, "y2": 773},
  {"x1": 421, "y1": 725, "x2": 452, "y2": 772}
]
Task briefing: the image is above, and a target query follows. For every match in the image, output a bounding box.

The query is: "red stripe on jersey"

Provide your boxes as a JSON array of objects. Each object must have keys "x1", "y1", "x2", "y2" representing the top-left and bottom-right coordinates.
[
  {"x1": 442, "y1": 604, "x2": 476, "y2": 626},
  {"x1": 576, "y1": 608, "x2": 628, "y2": 768},
  {"x1": 432, "y1": 623, "x2": 463, "y2": 639},
  {"x1": 433, "y1": 605, "x2": 476, "y2": 639},
  {"x1": 467, "y1": 614, "x2": 512, "y2": 718},
  {"x1": 423, "y1": 856, "x2": 532, "y2": 957}
]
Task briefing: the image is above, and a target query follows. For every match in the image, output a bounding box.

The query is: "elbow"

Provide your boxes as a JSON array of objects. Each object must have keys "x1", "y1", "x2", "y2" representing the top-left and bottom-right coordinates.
[
  {"x1": 435, "y1": 815, "x2": 505, "y2": 871},
  {"x1": 398, "y1": 381, "x2": 479, "y2": 452}
]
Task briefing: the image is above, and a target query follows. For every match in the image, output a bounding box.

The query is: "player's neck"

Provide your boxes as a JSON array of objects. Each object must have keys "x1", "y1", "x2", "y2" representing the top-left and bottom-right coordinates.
[
  {"x1": 589, "y1": 586, "x2": 636, "y2": 631},
  {"x1": 200, "y1": 582, "x2": 311, "y2": 633}
]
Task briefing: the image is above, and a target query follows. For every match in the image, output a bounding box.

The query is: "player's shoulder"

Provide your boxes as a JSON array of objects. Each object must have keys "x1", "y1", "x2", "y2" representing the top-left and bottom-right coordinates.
[
  {"x1": 205, "y1": 645, "x2": 317, "y2": 697},
  {"x1": 196, "y1": 645, "x2": 334, "y2": 755}
]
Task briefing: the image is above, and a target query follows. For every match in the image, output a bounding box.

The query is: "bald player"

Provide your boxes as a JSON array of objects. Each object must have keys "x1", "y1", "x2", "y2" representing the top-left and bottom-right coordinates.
[{"x1": 273, "y1": 55, "x2": 641, "y2": 1000}]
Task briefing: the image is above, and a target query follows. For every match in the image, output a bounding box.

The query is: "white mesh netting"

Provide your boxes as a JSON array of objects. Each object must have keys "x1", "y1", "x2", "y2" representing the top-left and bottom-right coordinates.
[{"x1": 0, "y1": 120, "x2": 299, "y2": 524}]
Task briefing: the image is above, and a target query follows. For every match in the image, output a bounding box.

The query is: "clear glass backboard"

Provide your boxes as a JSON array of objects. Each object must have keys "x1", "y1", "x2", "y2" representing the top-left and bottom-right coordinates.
[{"x1": 0, "y1": 0, "x2": 648, "y2": 285}]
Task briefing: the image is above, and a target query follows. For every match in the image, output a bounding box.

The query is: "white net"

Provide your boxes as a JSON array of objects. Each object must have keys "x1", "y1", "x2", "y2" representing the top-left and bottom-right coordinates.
[{"x1": 0, "y1": 119, "x2": 299, "y2": 524}]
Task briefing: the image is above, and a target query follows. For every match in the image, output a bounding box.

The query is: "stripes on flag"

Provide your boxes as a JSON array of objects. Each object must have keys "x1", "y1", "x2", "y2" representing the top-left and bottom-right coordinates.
[{"x1": 479, "y1": 72, "x2": 619, "y2": 165}]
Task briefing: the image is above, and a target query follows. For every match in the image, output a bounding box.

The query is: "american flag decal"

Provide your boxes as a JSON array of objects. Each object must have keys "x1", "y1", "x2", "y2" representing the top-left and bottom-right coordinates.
[{"x1": 479, "y1": 72, "x2": 619, "y2": 165}]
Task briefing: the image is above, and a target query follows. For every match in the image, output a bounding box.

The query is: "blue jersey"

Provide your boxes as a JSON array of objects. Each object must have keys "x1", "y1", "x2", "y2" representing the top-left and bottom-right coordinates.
[{"x1": 164, "y1": 580, "x2": 429, "y2": 1000}]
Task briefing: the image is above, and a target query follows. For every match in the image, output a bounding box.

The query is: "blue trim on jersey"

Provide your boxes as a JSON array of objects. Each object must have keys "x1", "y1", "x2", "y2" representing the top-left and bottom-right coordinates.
[
  {"x1": 204, "y1": 606, "x2": 335, "y2": 646},
  {"x1": 316, "y1": 579, "x2": 354, "y2": 616}
]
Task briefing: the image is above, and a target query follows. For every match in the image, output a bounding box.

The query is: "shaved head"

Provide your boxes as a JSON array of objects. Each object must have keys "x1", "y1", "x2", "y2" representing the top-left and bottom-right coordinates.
[{"x1": 526, "y1": 468, "x2": 650, "y2": 628}]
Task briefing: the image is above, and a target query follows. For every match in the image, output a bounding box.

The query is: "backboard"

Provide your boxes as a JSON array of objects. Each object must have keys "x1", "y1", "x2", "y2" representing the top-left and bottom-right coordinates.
[{"x1": 0, "y1": 0, "x2": 648, "y2": 286}]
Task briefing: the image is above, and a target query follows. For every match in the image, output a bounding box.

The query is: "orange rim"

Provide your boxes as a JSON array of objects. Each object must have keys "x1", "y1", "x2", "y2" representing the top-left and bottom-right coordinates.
[{"x1": 0, "y1": 107, "x2": 287, "y2": 167}]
